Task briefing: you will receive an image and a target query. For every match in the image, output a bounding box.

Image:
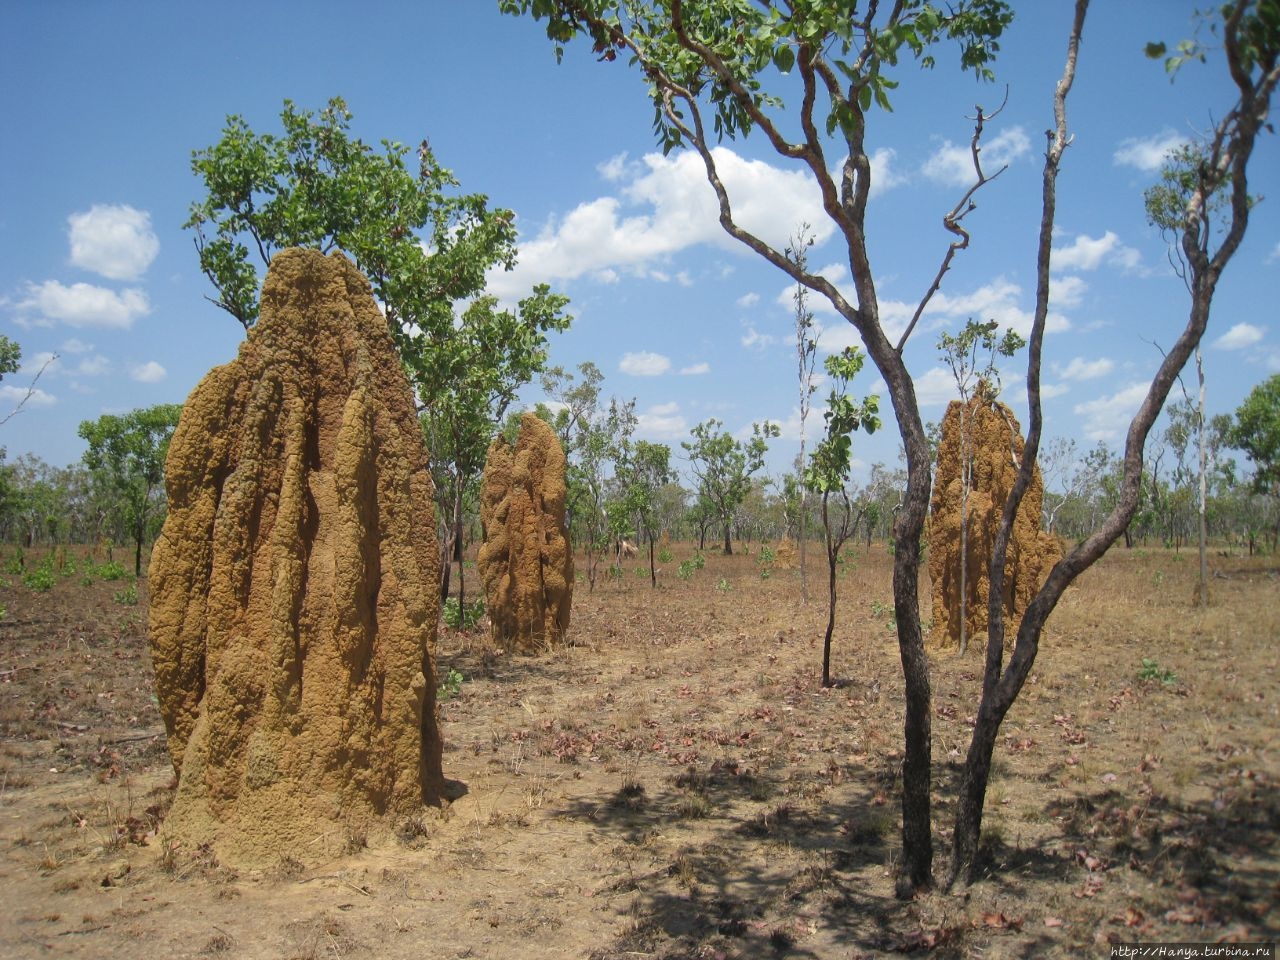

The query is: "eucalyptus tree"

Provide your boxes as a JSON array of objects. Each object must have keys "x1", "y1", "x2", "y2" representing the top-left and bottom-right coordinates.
[
  {"x1": 1228, "y1": 373, "x2": 1280, "y2": 550},
  {"x1": 542, "y1": 361, "x2": 638, "y2": 590},
  {"x1": 613, "y1": 439, "x2": 673, "y2": 586},
  {"x1": 187, "y1": 97, "x2": 570, "y2": 602},
  {"x1": 504, "y1": 0, "x2": 1279, "y2": 894},
  {"x1": 683, "y1": 418, "x2": 778, "y2": 556},
  {"x1": 804, "y1": 346, "x2": 879, "y2": 687},
  {"x1": 78, "y1": 405, "x2": 183, "y2": 576}
]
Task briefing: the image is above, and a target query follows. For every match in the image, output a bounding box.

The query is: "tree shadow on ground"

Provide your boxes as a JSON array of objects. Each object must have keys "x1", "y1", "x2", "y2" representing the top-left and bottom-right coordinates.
[{"x1": 552, "y1": 755, "x2": 937, "y2": 959}]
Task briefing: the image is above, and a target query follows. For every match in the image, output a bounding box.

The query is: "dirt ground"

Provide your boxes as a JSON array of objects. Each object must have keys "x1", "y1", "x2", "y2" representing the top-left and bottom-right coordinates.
[{"x1": 1, "y1": 543, "x2": 1277, "y2": 959}]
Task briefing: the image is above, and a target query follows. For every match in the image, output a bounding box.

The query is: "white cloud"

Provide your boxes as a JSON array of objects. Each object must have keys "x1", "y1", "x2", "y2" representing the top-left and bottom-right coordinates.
[
  {"x1": 1056, "y1": 356, "x2": 1115, "y2": 381},
  {"x1": 913, "y1": 367, "x2": 962, "y2": 406},
  {"x1": 597, "y1": 152, "x2": 631, "y2": 182},
  {"x1": 921, "y1": 127, "x2": 1031, "y2": 187},
  {"x1": 19, "y1": 351, "x2": 61, "y2": 376},
  {"x1": 619, "y1": 351, "x2": 671, "y2": 376},
  {"x1": 920, "y1": 276, "x2": 1071, "y2": 339},
  {"x1": 1113, "y1": 130, "x2": 1188, "y2": 172},
  {"x1": 741, "y1": 325, "x2": 777, "y2": 350},
  {"x1": 74, "y1": 355, "x2": 111, "y2": 377},
  {"x1": 1269, "y1": 241, "x2": 1280, "y2": 264},
  {"x1": 737, "y1": 292, "x2": 760, "y2": 308},
  {"x1": 130, "y1": 360, "x2": 167, "y2": 383},
  {"x1": 1052, "y1": 231, "x2": 1142, "y2": 273},
  {"x1": 488, "y1": 146, "x2": 833, "y2": 300},
  {"x1": 1051, "y1": 275, "x2": 1088, "y2": 309},
  {"x1": 18, "y1": 280, "x2": 150, "y2": 329},
  {"x1": 1, "y1": 384, "x2": 56, "y2": 409},
  {"x1": 1074, "y1": 383, "x2": 1149, "y2": 442},
  {"x1": 1040, "y1": 382, "x2": 1071, "y2": 399},
  {"x1": 866, "y1": 147, "x2": 907, "y2": 197},
  {"x1": 679, "y1": 362, "x2": 710, "y2": 375},
  {"x1": 67, "y1": 204, "x2": 159, "y2": 281},
  {"x1": 636, "y1": 401, "x2": 689, "y2": 440},
  {"x1": 1212, "y1": 322, "x2": 1264, "y2": 350},
  {"x1": 59, "y1": 337, "x2": 93, "y2": 354}
]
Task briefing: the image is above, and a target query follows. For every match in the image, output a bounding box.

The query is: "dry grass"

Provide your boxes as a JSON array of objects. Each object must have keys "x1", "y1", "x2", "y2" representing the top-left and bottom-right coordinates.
[{"x1": 0, "y1": 543, "x2": 1276, "y2": 958}]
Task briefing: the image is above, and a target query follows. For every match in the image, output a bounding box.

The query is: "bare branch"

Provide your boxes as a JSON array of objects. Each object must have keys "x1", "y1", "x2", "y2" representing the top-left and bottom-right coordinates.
[
  {"x1": 896, "y1": 100, "x2": 1011, "y2": 353},
  {"x1": 0, "y1": 352, "x2": 58, "y2": 427}
]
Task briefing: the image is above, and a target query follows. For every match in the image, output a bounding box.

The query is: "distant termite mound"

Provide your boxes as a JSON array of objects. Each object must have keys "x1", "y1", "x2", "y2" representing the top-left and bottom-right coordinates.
[
  {"x1": 148, "y1": 248, "x2": 445, "y2": 867},
  {"x1": 477, "y1": 413, "x2": 573, "y2": 653},
  {"x1": 929, "y1": 384, "x2": 1061, "y2": 651}
]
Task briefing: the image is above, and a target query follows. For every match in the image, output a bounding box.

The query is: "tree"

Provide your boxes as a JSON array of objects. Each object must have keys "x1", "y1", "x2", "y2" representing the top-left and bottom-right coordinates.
[
  {"x1": 613, "y1": 439, "x2": 673, "y2": 586},
  {"x1": 804, "y1": 347, "x2": 880, "y2": 687},
  {"x1": 420, "y1": 290, "x2": 571, "y2": 613},
  {"x1": 507, "y1": 0, "x2": 1279, "y2": 895},
  {"x1": 541, "y1": 362, "x2": 638, "y2": 591},
  {"x1": 78, "y1": 405, "x2": 183, "y2": 576},
  {"x1": 505, "y1": 0, "x2": 1014, "y2": 893},
  {"x1": 949, "y1": 1, "x2": 1278, "y2": 886},
  {"x1": 187, "y1": 97, "x2": 570, "y2": 604},
  {"x1": 935, "y1": 319, "x2": 1025, "y2": 654},
  {"x1": 1228, "y1": 373, "x2": 1280, "y2": 549},
  {"x1": 683, "y1": 419, "x2": 778, "y2": 556}
]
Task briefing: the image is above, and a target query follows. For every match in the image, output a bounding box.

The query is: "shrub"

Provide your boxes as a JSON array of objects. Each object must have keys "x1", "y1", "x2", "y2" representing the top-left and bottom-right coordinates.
[
  {"x1": 443, "y1": 596, "x2": 485, "y2": 630},
  {"x1": 437, "y1": 668, "x2": 464, "y2": 701},
  {"x1": 95, "y1": 560, "x2": 128, "y2": 582},
  {"x1": 23, "y1": 560, "x2": 56, "y2": 593}
]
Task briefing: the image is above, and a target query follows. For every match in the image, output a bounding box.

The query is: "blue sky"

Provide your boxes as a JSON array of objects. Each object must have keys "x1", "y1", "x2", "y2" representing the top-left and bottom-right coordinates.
[{"x1": 2, "y1": 2, "x2": 1277, "y2": 489}]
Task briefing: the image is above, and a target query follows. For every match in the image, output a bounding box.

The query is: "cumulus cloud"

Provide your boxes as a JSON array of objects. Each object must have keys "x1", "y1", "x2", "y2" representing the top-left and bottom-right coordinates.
[
  {"x1": 912, "y1": 367, "x2": 963, "y2": 406},
  {"x1": 1056, "y1": 356, "x2": 1115, "y2": 381},
  {"x1": 487, "y1": 146, "x2": 833, "y2": 300},
  {"x1": 1212, "y1": 322, "x2": 1264, "y2": 350},
  {"x1": 679, "y1": 362, "x2": 710, "y2": 375},
  {"x1": 1052, "y1": 231, "x2": 1142, "y2": 272},
  {"x1": 1051, "y1": 275, "x2": 1088, "y2": 309},
  {"x1": 18, "y1": 280, "x2": 149, "y2": 329},
  {"x1": 1074, "y1": 383, "x2": 1149, "y2": 441},
  {"x1": 636, "y1": 401, "x2": 689, "y2": 440},
  {"x1": 736, "y1": 292, "x2": 760, "y2": 308},
  {"x1": 921, "y1": 127, "x2": 1031, "y2": 186},
  {"x1": 130, "y1": 361, "x2": 167, "y2": 383},
  {"x1": 74, "y1": 355, "x2": 112, "y2": 377},
  {"x1": 19, "y1": 351, "x2": 61, "y2": 376},
  {"x1": 741, "y1": 325, "x2": 778, "y2": 350},
  {"x1": 1113, "y1": 130, "x2": 1188, "y2": 172},
  {"x1": 68, "y1": 204, "x2": 159, "y2": 281},
  {"x1": 620, "y1": 351, "x2": 671, "y2": 376},
  {"x1": 0, "y1": 384, "x2": 56, "y2": 409}
]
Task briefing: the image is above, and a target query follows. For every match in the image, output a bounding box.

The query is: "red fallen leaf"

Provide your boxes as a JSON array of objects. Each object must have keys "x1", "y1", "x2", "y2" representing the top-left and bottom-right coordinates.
[
  {"x1": 1123, "y1": 906, "x2": 1146, "y2": 927},
  {"x1": 1165, "y1": 907, "x2": 1203, "y2": 924},
  {"x1": 1043, "y1": 916, "x2": 1064, "y2": 928},
  {"x1": 1075, "y1": 848, "x2": 1110, "y2": 872},
  {"x1": 1007, "y1": 737, "x2": 1036, "y2": 752},
  {"x1": 1073, "y1": 876, "x2": 1105, "y2": 899}
]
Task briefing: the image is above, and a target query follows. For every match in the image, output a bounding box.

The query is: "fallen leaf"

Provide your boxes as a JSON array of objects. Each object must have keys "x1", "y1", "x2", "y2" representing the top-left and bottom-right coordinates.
[{"x1": 1043, "y1": 916, "x2": 1064, "y2": 928}]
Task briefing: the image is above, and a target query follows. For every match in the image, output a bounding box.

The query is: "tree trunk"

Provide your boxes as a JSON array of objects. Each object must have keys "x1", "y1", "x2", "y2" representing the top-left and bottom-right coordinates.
[
  {"x1": 649, "y1": 535, "x2": 658, "y2": 588},
  {"x1": 722, "y1": 524, "x2": 732, "y2": 556},
  {"x1": 453, "y1": 481, "x2": 466, "y2": 618},
  {"x1": 821, "y1": 495, "x2": 837, "y2": 688}
]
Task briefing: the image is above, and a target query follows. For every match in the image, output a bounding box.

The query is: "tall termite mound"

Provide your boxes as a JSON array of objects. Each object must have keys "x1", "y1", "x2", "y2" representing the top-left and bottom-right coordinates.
[
  {"x1": 477, "y1": 413, "x2": 573, "y2": 653},
  {"x1": 929, "y1": 384, "x2": 1061, "y2": 650},
  {"x1": 148, "y1": 248, "x2": 444, "y2": 867}
]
